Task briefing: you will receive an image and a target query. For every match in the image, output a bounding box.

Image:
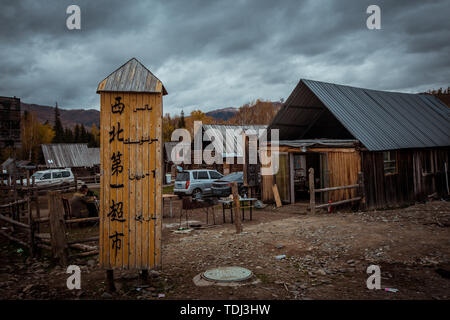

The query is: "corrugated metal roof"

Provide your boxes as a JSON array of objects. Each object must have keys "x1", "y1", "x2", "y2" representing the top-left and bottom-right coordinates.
[
  {"x1": 269, "y1": 79, "x2": 450, "y2": 151},
  {"x1": 203, "y1": 124, "x2": 267, "y2": 157},
  {"x1": 86, "y1": 148, "x2": 100, "y2": 166},
  {"x1": 42, "y1": 144, "x2": 100, "y2": 168},
  {"x1": 97, "y1": 58, "x2": 167, "y2": 95}
]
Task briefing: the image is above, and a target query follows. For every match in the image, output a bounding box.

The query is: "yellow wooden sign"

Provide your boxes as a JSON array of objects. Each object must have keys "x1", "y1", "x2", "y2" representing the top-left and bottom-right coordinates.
[{"x1": 97, "y1": 58, "x2": 167, "y2": 269}]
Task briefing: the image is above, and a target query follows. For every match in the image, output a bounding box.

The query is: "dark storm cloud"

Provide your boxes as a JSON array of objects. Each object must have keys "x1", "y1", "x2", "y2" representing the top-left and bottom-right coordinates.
[{"x1": 0, "y1": 0, "x2": 449, "y2": 114}]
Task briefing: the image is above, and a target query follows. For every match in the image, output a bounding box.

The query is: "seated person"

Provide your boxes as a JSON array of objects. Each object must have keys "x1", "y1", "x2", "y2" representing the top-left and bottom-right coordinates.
[{"x1": 70, "y1": 185, "x2": 98, "y2": 218}]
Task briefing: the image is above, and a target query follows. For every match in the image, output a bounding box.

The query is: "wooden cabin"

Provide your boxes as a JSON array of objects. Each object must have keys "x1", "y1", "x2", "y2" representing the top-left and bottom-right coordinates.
[
  {"x1": 167, "y1": 124, "x2": 267, "y2": 175},
  {"x1": 262, "y1": 79, "x2": 450, "y2": 210},
  {"x1": 41, "y1": 143, "x2": 100, "y2": 176}
]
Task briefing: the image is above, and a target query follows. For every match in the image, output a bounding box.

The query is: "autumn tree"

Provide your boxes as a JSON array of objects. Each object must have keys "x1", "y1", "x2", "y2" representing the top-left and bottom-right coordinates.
[
  {"x1": 163, "y1": 113, "x2": 177, "y2": 142},
  {"x1": 228, "y1": 99, "x2": 280, "y2": 125},
  {"x1": 89, "y1": 124, "x2": 100, "y2": 147},
  {"x1": 20, "y1": 111, "x2": 55, "y2": 163},
  {"x1": 185, "y1": 110, "x2": 214, "y2": 135}
]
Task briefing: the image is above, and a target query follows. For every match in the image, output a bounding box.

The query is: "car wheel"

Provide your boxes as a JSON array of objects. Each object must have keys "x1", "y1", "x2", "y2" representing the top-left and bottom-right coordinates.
[{"x1": 192, "y1": 188, "x2": 202, "y2": 199}]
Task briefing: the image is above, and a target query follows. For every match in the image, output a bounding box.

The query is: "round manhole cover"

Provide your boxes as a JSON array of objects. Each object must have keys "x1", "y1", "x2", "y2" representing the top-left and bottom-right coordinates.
[{"x1": 201, "y1": 266, "x2": 253, "y2": 282}]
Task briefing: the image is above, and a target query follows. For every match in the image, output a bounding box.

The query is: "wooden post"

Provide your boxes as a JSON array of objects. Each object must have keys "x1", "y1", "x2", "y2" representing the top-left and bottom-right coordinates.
[
  {"x1": 74, "y1": 175, "x2": 78, "y2": 192},
  {"x1": 309, "y1": 168, "x2": 315, "y2": 214},
  {"x1": 26, "y1": 171, "x2": 30, "y2": 188},
  {"x1": 272, "y1": 184, "x2": 282, "y2": 208},
  {"x1": 34, "y1": 192, "x2": 41, "y2": 232},
  {"x1": 231, "y1": 182, "x2": 243, "y2": 234},
  {"x1": 358, "y1": 171, "x2": 366, "y2": 210},
  {"x1": 97, "y1": 58, "x2": 166, "y2": 271},
  {"x1": 32, "y1": 176, "x2": 35, "y2": 187},
  {"x1": 27, "y1": 197, "x2": 36, "y2": 257},
  {"x1": 48, "y1": 191, "x2": 68, "y2": 266}
]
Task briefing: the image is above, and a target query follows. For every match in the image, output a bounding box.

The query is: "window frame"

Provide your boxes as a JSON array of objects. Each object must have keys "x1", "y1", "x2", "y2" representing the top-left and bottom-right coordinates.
[
  {"x1": 61, "y1": 171, "x2": 71, "y2": 178},
  {"x1": 383, "y1": 151, "x2": 398, "y2": 176},
  {"x1": 52, "y1": 171, "x2": 63, "y2": 179},
  {"x1": 209, "y1": 171, "x2": 222, "y2": 179},
  {"x1": 197, "y1": 171, "x2": 209, "y2": 180},
  {"x1": 42, "y1": 173, "x2": 51, "y2": 180}
]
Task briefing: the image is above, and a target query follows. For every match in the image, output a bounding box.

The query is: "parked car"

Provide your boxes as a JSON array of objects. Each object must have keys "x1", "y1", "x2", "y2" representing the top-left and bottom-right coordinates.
[
  {"x1": 173, "y1": 169, "x2": 223, "y2": 198},
  {"x1": 30, "y1": 168, "x2": 78, "y2": 186},
  {"x1": 211, "y1": 171, "x2": 247, "y2": 198}
]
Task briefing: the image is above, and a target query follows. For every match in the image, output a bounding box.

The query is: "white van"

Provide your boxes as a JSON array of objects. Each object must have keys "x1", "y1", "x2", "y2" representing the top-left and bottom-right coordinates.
[{"x1": 30, "y1": 168, "x2": 77, "y2": 186}]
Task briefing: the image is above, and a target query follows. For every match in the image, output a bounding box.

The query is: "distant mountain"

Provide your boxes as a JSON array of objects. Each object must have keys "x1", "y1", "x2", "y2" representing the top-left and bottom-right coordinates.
[
  {"x1": 20, "y1": 100, "x2": 284, "y2": 128},
  {"x1": 21, "y1": 103, "x2": 100, "y2": 129},
  {"x1": 206, "y1": 107, "x2": 238, "y2": 121}
]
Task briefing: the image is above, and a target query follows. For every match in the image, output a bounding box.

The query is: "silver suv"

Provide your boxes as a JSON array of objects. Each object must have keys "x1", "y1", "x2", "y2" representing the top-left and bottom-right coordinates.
[{"x1": 173, "y1": 169, "x2": 223, "y2": 198}]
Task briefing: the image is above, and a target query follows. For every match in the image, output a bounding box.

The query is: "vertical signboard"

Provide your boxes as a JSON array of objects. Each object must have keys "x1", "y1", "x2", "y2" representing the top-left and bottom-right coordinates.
[{"x1": 97, "y1": 58, "x2": 167, "y2": 269}]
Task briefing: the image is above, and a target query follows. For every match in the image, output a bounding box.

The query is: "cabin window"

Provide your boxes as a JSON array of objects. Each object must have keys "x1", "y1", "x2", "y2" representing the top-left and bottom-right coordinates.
[{"x1": 383, "y1": 151, "x2": 397, "y2": 175}]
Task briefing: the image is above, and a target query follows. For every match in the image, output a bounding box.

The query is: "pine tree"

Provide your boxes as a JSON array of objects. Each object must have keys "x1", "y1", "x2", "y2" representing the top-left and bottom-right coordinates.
[
  {"x1": 80, "y1": 124, "x2": 88, "y2": 143},
  {"x1": 74, "y1": 124, "x2": 80, "y2": 142},
  {"x1": 178, "y1": 110, "x2": 186, "y2": 128},
  {"x1": 52, "y1": 102, "x2": 65, "y2": 143},
  {"x1": 64, "y1": 127, "x2": 74, "y2": 143}
]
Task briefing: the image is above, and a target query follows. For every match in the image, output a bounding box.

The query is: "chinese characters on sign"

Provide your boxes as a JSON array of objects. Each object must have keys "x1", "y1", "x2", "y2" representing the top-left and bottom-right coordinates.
[{"x1": 106, "y1": 97, "x2": 158, "y2": 258}]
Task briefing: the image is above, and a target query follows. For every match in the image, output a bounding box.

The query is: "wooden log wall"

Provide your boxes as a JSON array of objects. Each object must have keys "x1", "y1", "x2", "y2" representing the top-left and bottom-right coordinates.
[
  {"x1": 326, "y1": 150, "x2": 361, "y2": 202},
  {"x1": 362, "y1": 148, "x2": 449, "y2": 210}
]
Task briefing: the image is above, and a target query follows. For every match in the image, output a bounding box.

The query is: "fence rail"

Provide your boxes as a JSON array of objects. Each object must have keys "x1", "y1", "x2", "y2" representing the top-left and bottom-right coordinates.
[
  {"x1": 0, "y1": 192, "x2": 99, "y2": 265},
  {"x1": 309, "y1": 168, "x2": 365, "y2": 214}
]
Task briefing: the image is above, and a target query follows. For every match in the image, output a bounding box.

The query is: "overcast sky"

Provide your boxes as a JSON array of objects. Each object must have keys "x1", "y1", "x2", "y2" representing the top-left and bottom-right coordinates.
[{"x1": 1, "y1": 0, "x2": 449, "y2": 115}]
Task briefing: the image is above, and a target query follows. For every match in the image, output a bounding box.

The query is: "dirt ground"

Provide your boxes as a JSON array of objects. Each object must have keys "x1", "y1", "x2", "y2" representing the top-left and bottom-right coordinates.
[{"x1": 0, "y1": 199, "x2": 449, "y2": 300}]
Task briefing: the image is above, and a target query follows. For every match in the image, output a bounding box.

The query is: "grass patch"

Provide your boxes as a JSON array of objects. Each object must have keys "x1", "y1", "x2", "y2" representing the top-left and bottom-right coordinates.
[{"x1": 163, "y1": 185, "x2": 174, "y2": 194}]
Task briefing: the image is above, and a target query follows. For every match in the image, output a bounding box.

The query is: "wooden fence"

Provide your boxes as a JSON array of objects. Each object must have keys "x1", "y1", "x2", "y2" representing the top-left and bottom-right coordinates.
[
  {"x1": 0, "y1": 191, "x2": 99, "y2": 265},
  {"x1": 309, "y1": 168, "x2": 365, "y2": 214}
]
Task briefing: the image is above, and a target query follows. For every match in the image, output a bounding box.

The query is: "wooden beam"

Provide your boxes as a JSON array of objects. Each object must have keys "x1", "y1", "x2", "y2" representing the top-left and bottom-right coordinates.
[
  {"x1": 309, "y1": 168, "x2": 315, "y2": 214},
  {"x1": 69, "y1": 243, "x2": 97, "y2": 252},
  {"x1": 65, "y1": 217, "x2": 99, "y2": 224},
  {"x1": 0, "y1": 230, "x2": 30, "y2": 248},
  {"x1": 70, "y1": 250, "x2": 98, "y2": 258},
  {"x1": 315, "y1": 184, "x2": 359, "y2": 193},
  {"x1": 231, "y1": 182, "x2": 243, "y2": 234},
  {"x1": 0, "y1": 199, "x2": 28, "y2": 208},
  {"x1": 67, "y1": 236, "x2": 99, "y2": 245},
  {"x1": 288, "y1": 105, "x2": 323, "y2": 110},
  {"x1": 48, "y1": 191, "x2": 68, "y2": 266},
  {"x1": 0, "y1": 213, "x2": 30, "y2": 229},
  {"x1": 272, "y1": 184, "x2": 282, "y2": 208},
  {"x1": 315, "y1": 197, "x2": 362, "y2": 209}
]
